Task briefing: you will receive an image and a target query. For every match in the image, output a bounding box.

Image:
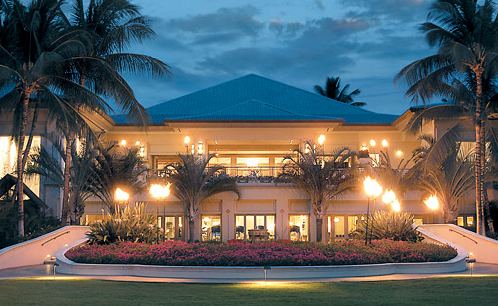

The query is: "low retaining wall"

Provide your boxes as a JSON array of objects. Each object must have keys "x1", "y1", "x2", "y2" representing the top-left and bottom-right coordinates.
[
  {"x1": 56, "y1": 238, "x2": 467, "y2": 280},
  {"x1": 0, "y1": 226, "x2": 89, "y2": 270}
]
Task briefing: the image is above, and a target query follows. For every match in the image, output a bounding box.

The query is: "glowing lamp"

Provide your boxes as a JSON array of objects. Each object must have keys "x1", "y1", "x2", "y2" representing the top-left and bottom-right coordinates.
[
  {"x1": 424, "y1": 195, "x2": 439, "y2": 211},
  {"x1": 363, "y1": 176, "x2": 383, "y2": 198},
  {"x1": 369, "y1": 139, "x2": 377, "y2": 147},
  {"x1": 391, "y1": 199, "x2": 401, "y2": 212},
  {"x1": 395, "y1": 150, "x2": 403, "y2": 158},
  {"x1": 119, "y1": 139, "x2": 127, "y2": 146},
  {"x1": 382, "y1": 189, "x2": 396, "y2": 205},
  {"x1": 149, "y1": 183, "x2": 171, "y2": 200},
  {"x1": 318, "y1": 134, "x2": 326, "y2": 146},
  {"x1": 114, "y1": 187, "x2": 130, "y2": 202},
  {"x1": 184, "y1": 136, "x2": 191, "y2": 145}
]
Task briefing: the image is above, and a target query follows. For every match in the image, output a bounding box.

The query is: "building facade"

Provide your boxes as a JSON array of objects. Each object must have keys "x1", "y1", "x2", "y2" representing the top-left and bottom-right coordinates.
[{"x1": 0, "y1": 74, "x2": 479, "y2": 242}]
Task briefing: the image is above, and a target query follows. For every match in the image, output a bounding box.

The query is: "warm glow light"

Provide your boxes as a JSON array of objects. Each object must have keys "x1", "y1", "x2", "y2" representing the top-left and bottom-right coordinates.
[
  {"x1": 360, "y1": 144, "x2": 368, "y2": 151},
  {"x1": 334, "y1": 217, "x2": 340, "y2": 223},
  {"x1": 318, "y1": 134, "x2": 326, "y2": 146},
  {"x1": 135, "y1": 140, "x2": 141, "y2": 146},
  {"x1": 369, "y1": 139, "x2": 377, "y2": 147},
  {"x1": 424, "y1": 194, "x2": 439, "y2": 211},
  {"x1": 197, "y1": 142, "x2": 204, "y2": 155},
  {"x1": 381, "y1": 139, "x2": 389, "y2": 148},
  {"x1": 391, "y1": 199, "x2": 401, "y2": 212},
  {"x1": 267, "y1": 223, "x2": 275, "y2": 231},
  {"x1": 246, "y1": 158, "x2": 259, "y2": 168},
  {"x1": 363, "y1": 176, "x2": 383, "y2": 198},
  {"x1": 395, "y1": 150, "x2": 404, "y2": 158},
  {"x1": 119, "y1": 139, "x2": 127, "y2": 146},
  {"x1": 149, "y1": 183, "x2": 171, "y2": 199},
  {"x1": 114, "y1": 187, "x2": 130, "y2": 202},
  {"x1": 382, "y1": 189, "x2": 396, "y2": 205},
  {"x1": 184, "y1": 136, "x2": 191, "y2": 145}
]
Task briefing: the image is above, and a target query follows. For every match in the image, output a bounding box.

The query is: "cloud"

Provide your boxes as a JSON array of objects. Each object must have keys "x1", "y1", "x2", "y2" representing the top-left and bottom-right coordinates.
[
  {"x1": 313, "y1": 0, "x2": 325, "y2": 10},
  {"x1": 343, "y1": 0, "x2": 430, "y2": 23},
  {"x1": 167, "y1": 5, "x2": 264, "y2": 39}
]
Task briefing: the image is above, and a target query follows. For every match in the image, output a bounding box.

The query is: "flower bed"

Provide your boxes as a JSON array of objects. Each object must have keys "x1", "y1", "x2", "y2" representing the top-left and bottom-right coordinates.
[{"x1": 65, "y1": 240, "x2": 457, "y2": 266}]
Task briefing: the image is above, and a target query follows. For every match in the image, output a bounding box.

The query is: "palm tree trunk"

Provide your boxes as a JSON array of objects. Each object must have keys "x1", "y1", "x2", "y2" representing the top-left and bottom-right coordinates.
[
  {"x1": 474, "y1": 66, "x2": 485, "y2": 235},
  {"x1": 61, "y1": 134, "x2": 73, "y2": 224},
  {"x1": 188, "y1": 217, "x2": 195, "y2": 242},
  {"x1": 316, "y1": 218, "x2": 323, "y2": 242},
  {"x1": 16, "y1": 88, "x2": 33, "y2": 237},
  {"x1": 21, "y1": 102, "x2": 39, "y2": 170}
]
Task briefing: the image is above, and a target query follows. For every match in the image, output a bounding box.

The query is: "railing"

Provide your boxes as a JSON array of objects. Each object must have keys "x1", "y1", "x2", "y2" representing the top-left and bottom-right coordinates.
[
  {"x1": 41, "y1": 231, "x2": 70, "y2": 246},
  {"x1": 449, "y1": 228, "x2": 478, "y2": 245}
]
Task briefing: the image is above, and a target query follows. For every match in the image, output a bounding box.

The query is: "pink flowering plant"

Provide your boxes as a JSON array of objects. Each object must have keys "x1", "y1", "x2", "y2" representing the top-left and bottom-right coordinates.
[{"x1": 66, "y1": 239, "x2": 457, "y2": 266}]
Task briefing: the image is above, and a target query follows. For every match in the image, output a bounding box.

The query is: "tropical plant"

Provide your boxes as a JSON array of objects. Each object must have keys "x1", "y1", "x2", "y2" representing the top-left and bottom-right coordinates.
[
  {"x1": 280, "y1": 143, "x2": 356, "y2": 242},
  {"x1": 27, "y1": 140, "x2": 147, "y2": 222},
  {"x1": 0, "y1": 0, "x2": 115, "y2": 236},
  {"x1": 415, "y1": 135, "x2": 475, "y2": 223},
  {"x1": 57, "y1": 0, "x2": 169, "y2": 224},
  {"x1": 395, "y1": 0, "x2": 498, "y2": 235},
  {"x1": 164, "y1": 154, "x2": 239, "y2": 242},
  {"x1": 87, "y1": 202, "x2": 161, "y2": 244},
  {"x1": 351, "y1": 211, "x2": 422, "y2": 242},
  {"x1": 314, "y1": 76, "x2": 365, "y2": 107}
]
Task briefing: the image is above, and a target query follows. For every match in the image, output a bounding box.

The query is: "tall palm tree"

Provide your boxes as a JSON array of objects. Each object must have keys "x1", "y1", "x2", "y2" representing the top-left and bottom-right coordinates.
[
  {"x1": 314, "y1": 76, "x2": 366, "y2": 107},
  {"x1": 395, "y1": 0, "x2": 498, "y2": 235},
  {"x1": 0, "y1": 0, "x2": 111, "y2": 236},
  {"x1": 280, "y1": 143, "x2": 355, "y2": 242},
  {"x1": 164, "y1": 154, "x2": 239, "y2": 242},
  {"x1": 57, "y1": 0, "x2": 169, "y2": 223}
]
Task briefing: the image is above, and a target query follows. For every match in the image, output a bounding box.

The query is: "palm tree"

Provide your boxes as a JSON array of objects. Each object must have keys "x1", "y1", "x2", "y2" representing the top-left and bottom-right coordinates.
[
  {"x1": 395, "y1": 0, "x2": 498, "y2": 235},
  {"x1": 416, "y1": 136, "x2": 475, "y2": 223},
  {"x1": 0, "y1": 0, "x2": 112, "y2": 236},
  {"x1": 57, "y1": 0, "x2": 169, "y2": 223},
  {"x1": 314, "y1": 76, "x2": 366, "y2": 107},
  {"x1": 164, "y1": 154, "x2": 239, "y2": 242},
  {"x1": 280, "y1": 143, "x2": 355, "y2": 242}
]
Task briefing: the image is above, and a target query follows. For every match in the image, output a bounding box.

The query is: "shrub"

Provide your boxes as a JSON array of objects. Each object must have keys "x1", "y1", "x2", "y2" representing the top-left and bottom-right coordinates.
[
  {"x1": 350, "y1": 211, "x2": 422, "y2": 242},
  {"x1": 87, "y1": 203, "x2": 161, "y2": 244},
  {"x1": 66, "y1": 239, "x2": 457, "y2": 266}
]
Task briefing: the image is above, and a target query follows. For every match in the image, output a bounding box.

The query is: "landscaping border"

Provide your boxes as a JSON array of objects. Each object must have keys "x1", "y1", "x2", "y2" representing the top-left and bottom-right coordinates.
[{"x1": 56, "y1": 238, "x2": 468, "y2": 280}]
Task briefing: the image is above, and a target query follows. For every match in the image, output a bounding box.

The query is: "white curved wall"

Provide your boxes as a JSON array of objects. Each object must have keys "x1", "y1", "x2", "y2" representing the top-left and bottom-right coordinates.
[{"x1": 0, "y1": 226, "x2": 89, "y2": 270}]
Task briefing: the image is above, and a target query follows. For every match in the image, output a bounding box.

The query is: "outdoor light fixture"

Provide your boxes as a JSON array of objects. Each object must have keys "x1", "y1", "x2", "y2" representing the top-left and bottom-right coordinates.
[
  {"x1": 135, "y1": 140, "x2": 141, "y2": 146},
  {"x1": 149, "y1": 183, "x2": 171, "y2": 200},
  {"x1": 363, "y1": 176, "x2": 383, "y2": 245},
  {"x1": 369, "y1": 139, "x2": 377, "y2": 147},
  {"x1": 395, "y1": 150, "x2": 404, "y2": 158},
  {"x1": 381, "y1": 139, "x2": 389, "y2": 148},
  {"x1": 391, "y1": 199, "x2": 401, "y2": 212},
  {"x1": 318, "y1": 134, "x2": 326, "y2": 146},
  {"x1": 382, "y1": 189, "x2": 396, "y2": 205},
  {"x1": 424, "y1": 194, "x2": 440, "y2": 223},
  {"x1": 183, "y1": 136, "x2": 191, "y2": 145},
  {"x1": 197, "y1": 141, "x2": 204, "y2": 155},
  {"x1": 424, "y1": 194, "x2": 439, "y2": 211},
  {"x1": 114, "y1": 187, "x2": 130, "y2": 202},
  {"x1": 119, "y1": 139, "x2": 127, "y2": 146}
]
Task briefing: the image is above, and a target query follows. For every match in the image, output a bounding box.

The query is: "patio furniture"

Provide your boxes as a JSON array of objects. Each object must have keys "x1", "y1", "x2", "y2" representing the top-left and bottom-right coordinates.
[{"x1": 248, "y1": 229, "x2": 270, "y2": 242}]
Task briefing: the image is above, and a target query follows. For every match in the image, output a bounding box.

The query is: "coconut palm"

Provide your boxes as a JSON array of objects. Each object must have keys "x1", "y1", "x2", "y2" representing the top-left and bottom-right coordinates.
[
  {"x1": 280, "y1": 143, "x2": 356, "y2": 242},
  {"x1": 164, "y1": 154, "x2": 239, "y2": 242},
  {"x1": 0, "y1": 0, "x2": 114, "y2": 236},
  {"x1": 395, "y1": 0, "x2": 498, "y2": 235},
  {"x1": 314, "y1": 76, "x2": 366, "y2": 107},
  {"x1": 57, "y1": 0, "x2": 169, "y2": 223}
]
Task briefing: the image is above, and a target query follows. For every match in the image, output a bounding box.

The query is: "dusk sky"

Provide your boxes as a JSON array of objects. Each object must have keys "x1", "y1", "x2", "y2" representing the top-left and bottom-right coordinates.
[{"x1": 125, "y1": 0, "x2": 434, "y2": 115}]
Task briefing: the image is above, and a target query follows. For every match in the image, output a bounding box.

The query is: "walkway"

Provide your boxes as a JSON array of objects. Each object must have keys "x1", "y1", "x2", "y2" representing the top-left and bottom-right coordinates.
[{"x1": 1, "y1": 263, "x2": 497, "y2": 283}]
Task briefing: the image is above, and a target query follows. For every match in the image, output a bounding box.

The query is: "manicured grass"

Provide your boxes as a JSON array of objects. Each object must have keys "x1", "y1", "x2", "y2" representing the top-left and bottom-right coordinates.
[{"x1": 1, "y1": 277, "x2": 497, "y2": 305}]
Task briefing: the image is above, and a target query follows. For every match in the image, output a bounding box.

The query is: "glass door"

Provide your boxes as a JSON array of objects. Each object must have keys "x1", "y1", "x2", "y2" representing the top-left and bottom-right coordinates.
[
  {"x1": 158, "y1": 215, "x2": 184, "y2": 240},
  {"x1": 235, "y1": 215, "x2": 275, "y2": 240}
]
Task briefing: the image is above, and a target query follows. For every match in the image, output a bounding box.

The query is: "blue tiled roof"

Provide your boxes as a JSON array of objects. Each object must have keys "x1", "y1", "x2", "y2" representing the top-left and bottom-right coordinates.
[{"x1": 113, "y1": 74, "x2": 398, "y2": 125}]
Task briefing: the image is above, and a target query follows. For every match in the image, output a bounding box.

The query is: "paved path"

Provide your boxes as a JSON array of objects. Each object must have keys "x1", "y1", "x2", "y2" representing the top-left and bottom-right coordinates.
[{"x1": 1, "y1": 263, "x2": 497, "y2": 283}]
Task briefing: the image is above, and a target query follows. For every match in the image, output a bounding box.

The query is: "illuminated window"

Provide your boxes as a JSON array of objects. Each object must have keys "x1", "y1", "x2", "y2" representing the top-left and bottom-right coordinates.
[
  {"x1": 466, "y1": 216, "x2": 474, "y2": 226},
  {"x1": 0, "y1": 136, "x2": 40, "y2": 195},
  {"x1": 328, "y1": 216, "x2": 345, "y2": 238},
  {"x1": 289, "y1": 215, "x2": 309, "y2": 241},
  {"x1": 348, "y1": 216, "x2": 359, "y2": 233},
  {"x1": 457, "y1": 216, "x2": 464, "y2": 227},
  {"x1": 201, "y1": 215, "x2": 221, "y2": 241},
  {"x1": 235, "y1": 215, "x2": 275, "y2": 240},
  {"x1": 369, "y1": 153, "x2": 380, "y2": 166}
]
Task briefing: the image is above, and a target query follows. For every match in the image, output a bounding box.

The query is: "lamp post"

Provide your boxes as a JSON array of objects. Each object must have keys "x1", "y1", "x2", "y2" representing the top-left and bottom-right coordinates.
[
  {"x1": 363, "y1": 176, "x2": 383, "y2": 245},
  {"x1": 424, "y1": 194, "x2": 440, "y2": 223},
  {"x1": 114, "y1": 187, "x2": 130, "y2": 214},
  {"x1": 150, "y1": 183, "x2": 171, "y2": 241}
]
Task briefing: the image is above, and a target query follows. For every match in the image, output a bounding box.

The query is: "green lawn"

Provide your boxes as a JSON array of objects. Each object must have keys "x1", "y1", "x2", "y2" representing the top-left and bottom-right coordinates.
[{"x1": 1, "y1": 277, "x2": 497, "y2": 306}]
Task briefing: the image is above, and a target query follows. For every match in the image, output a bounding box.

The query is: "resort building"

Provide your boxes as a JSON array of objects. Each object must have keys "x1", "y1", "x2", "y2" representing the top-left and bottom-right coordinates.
[{"x1": 0, "y1": 74, "x2": 480, "y2": 242}]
